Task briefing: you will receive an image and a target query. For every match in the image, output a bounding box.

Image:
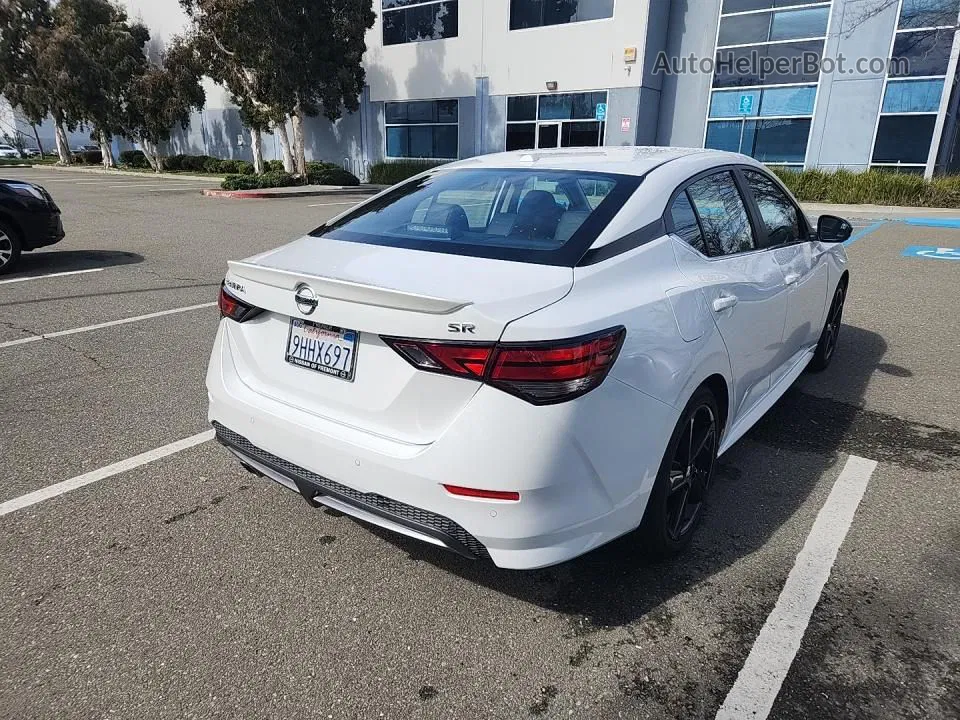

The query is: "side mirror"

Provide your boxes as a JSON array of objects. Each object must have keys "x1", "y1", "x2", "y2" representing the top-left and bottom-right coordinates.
[{"x1": 817, "y1": 215, "x2": 852, "y2": 243}]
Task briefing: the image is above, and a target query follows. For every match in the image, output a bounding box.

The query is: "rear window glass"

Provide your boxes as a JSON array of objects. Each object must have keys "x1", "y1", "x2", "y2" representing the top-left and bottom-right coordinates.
[{"x1": 312, "y1": 168, "x2": 640, "y2": 266}]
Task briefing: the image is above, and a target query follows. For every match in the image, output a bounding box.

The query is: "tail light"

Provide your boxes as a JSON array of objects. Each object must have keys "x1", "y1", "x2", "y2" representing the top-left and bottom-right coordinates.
[
  {"x1": 218, "y1": 283, "x2": 263, "y2": 322},
  {"x1": 383, "y1": 327, "x2": 625, "y2": 405}
]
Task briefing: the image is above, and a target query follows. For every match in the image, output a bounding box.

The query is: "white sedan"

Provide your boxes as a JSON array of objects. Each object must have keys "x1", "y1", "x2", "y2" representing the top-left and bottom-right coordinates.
[
  {"x1": 207, "y1": 147, "x2": 851, "y2": 570},
  {"x1": 0, "y1": 144, "x2": 21, "y2": 159}
]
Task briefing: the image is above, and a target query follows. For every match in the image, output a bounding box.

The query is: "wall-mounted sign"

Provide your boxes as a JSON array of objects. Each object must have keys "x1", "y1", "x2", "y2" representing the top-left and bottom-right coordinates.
[
  {"x1": 624, "y1": 47, "x2": 638, "y2": 64},
  {"x1": 621, "y1": 117, "x2": 632, "y2": 133},
  {"x1": 738, "y1": 93, "x2": 756, "y2": 115},
  {"x1": 595, "y1": 103, "x2": 608, "y2": 121}
]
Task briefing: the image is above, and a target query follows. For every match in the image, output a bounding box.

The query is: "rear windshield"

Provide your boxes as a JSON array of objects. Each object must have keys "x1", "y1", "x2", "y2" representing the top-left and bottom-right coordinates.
[{"x1": 311, "y1": 168, "x2": 640, "y2": 266}]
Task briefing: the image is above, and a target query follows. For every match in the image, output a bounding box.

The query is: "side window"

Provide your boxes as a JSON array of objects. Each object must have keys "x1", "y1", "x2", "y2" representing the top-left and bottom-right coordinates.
[
  {"x1": 685, "y1": 172, "x2": 756, "y2": 256},
  {"x1": 743, "y1": 170, "x2": 802, "y2": 246},
  {"x1": 669, "y1": 191, "x2": 708, "y2": 255}
]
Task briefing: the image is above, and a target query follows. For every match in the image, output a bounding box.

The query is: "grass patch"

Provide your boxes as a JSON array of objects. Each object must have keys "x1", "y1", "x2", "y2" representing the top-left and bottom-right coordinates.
[
  {"x1": 369, "y1": 159, "x2": 445, "y2": 185},
  {"x1": 770, "y1": 167, "x2": 960, "y2": 207}
]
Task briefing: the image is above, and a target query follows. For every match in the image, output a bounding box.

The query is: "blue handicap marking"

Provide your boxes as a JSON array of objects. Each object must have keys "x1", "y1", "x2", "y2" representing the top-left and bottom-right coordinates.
[
  {"x1": 738, "y1": 93, "x2": 756, "y2": 115},
  {"x1": 595, "y1": 103, "x2": 607, "y2": 121},
  {"x1": 902, "y1": 245, "x2": 960, "y2": 260}
]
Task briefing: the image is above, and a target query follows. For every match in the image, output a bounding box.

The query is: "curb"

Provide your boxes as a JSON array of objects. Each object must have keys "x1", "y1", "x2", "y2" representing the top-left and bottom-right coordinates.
[
  {"x1": 25, "y1": 164, "x2": 225, "y2": 182},
  {"x1": 202, "y1": 185, "x2": 386, "y2": 199},
  {"x1": 0, "y1": 163, "x2": 33, "y2": 168}
]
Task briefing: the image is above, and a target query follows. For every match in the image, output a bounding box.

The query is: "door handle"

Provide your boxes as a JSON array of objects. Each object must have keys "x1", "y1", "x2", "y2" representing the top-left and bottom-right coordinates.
[
  {"x1": 712, "y1": 294, "x2": 739, "y2": 312},
  {"x1": 784, "y1": 272, "x2": 801, "y2": 286}
]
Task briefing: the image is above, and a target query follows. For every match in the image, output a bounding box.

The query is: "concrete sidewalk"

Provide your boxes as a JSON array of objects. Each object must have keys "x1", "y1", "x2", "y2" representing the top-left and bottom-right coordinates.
[
  {"x1": 802, "y1": 202, "x2": 960, "y2": 221},
  {"x1": 22, "y1": 163, "x2": 224, "y2": 182},
  {"x1": 202, "y1": 184, "x2": 387, "y2": 199}
]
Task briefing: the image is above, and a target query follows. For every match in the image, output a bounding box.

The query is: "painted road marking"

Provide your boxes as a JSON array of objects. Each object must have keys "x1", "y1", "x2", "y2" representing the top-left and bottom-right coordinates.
[
  {"x1": 0, "y1": 301, "x2": 217, "y2": 349},
  {"x1": 844, "y1": 221, "x2": 886, "y2": 246},
  {"x1": 902, "y1": 245, "x2": 960, "y2": 260},
  {"x1": 0, "y1": 431, "x2": 215, "y2": 517},
  {"x1": 903, "y1": 217, "x2": 960, "y2": 228},
  {"x1": 0, "y1": 268, "x2": 102, "y2": 285},
  {"x1": 716, "y1": 454, "x2": 878, "y2": 720}
]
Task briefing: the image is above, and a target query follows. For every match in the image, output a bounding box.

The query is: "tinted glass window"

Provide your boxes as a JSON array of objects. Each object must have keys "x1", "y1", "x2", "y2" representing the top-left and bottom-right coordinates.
[
  {"x1": 718, "y1": 6, "x2": 828, "y2": 46},
  {"x1": 872, "y1": 115, "x2": 937, "y2": 164},
  {"x1": 718, "y1": 13, "x2": 771, "y2": 46},
  {"x1": 722, "y1": 0, "x2": 825, "y2": 11},
  {"x1": 709, "y1": 85, "x2": 817, "y2": 118},
  {"x1": 744, "y1": 170, "x2": 802, "y2": 246},
  {"x1": 685, "y1": 172, "x2": 756, "y2": 257},
  {"x1": 770, "y1": 7, "x2": 829, "y2": 40},
  {"x1": 890, "y1": 29, "x2": 952, "y2": 76},
  {"x1": 669, "y1": 191, "x2": 707, "y2": 255},
  {"x1": 538, "y1": 91, "x2": 607, "y2": 120},
  {"x1": 506, "y1": 123, "x2": 536, "y2": 150},
  {"x1": 383, "y1": 1, "x2": 458, "y2": 45},
  {"x1": 315, "y1": 169, "x2": 638, "y2": 265},
  {"x1": 882, "y1": 79, "x2": 944, "y2": 113},
  {"x1": 507, "y1": 95, "x2": 537, "y2": 121},
  {"x1": 713, "y1": 40, "x2": 824, "y2": 87},
  {"x1": 510, "y1": 0, "x2": 614, "y2": 30},
  {"x1": 561, "y1": 121, "x2": 603, "y2": 147},
  {"x1": 386, "y1": 126, "x2": 458, "y2": 159},
  {"x1": 386, "y1": 100, "x2": 458, "y2": 124},
  {"x1": 898, "y1": 0, "x2": 960, "y2": 29},
  {"x1": 705, "y1": 119, "x2": 811, "y2": 164}
]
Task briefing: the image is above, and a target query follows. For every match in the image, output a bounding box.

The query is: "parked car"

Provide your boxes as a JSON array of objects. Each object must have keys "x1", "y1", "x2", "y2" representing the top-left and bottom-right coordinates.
[
  {"x1": 0, "y1": 179, "x2": 65, "y2": 273},
  {"x1": 207, "y1": 147, "x2": 852, "y2": 569},
  {"x1": 20, "y1": 147, "x2": 41, "y2": 158},
  {"x1": 72, "y1": 144, "x2": 100, "y2": 153},
  {"x1": 0, "y1": 144, "x2": 20, "y2": 159}
]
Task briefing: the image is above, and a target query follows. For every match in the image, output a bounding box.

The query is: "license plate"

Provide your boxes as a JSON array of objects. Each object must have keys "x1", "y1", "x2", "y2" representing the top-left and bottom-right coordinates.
[{"x1": 285, "y1": 318, "x2": 358, "y2": 381}]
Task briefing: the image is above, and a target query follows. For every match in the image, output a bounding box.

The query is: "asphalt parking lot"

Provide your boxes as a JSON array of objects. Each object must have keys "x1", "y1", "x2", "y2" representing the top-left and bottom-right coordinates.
[{"x1": 1, "y1": 168, "x2": 958, "y2": 720}]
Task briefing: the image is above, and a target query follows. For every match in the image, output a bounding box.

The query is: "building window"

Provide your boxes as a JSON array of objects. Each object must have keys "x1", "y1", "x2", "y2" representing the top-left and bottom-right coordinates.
[
  {"x1": 383, "y1": 0, "x2": 458, "y2": 46},
  {"x1": 509, "y1": 0, "x2": 614, "y2": 30},
  {"x1": 385, "y1": 100, "x2": 458, "y2": 159},
  {"x1": 706, "y1": 1, "x2": 831, "y2": 166},
  {"x1": 870, "y1": 1, "x2": 958, "y2": 172},
  {"x1": 505, "y1": 92, "x2": 607, "y2": 150}
]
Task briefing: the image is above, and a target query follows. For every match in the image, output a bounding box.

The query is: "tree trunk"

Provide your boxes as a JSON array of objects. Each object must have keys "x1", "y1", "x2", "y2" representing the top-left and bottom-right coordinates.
[
  {"x1": 140, "y1": 139, "x2": 160, "y2": 172},
  {"x1": 97, "y1": 128, "x2": 115, "y2": 169},
  {"x1": 275, "y1": 121, "x2": 295, "y2": 174},
  {"x1": 250, "y1": 127, "x2": 264, "y2": 175},
  {"x1": 53, "y1": 121, "x2": 71, "y2": 165},
  {"x1": 291, "y1": 105, "x2": 307, "y2": 179},
  {"x1": 31, "y1": 124, "x2": 43, "y2": 156}
]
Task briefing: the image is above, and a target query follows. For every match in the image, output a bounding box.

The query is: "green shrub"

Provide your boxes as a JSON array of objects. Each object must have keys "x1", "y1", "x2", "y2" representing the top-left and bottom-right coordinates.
[
  {"x1": 119, "y1": 150, "x2": 149, "y2": 169},
  {"x1": 265, "y1": 159, "x2": 285, "y2": 173},
  {"x1": 75, "y1": 150, "x2": 102, "y2": 165},
  {"x1": 221, "y1": 171, "x2": 298, "y2": 191},
  {"x1": 369, "y1": 159, "x2": 444, "y2": 185},
  {"x1": 306, "y1": 165, "x2": 360, "y2": 186},
  {"x1": 769, "y1": 166, "x2": 960, "y2": 208},
  {"x1": 236, "y1": 160, "x2": 255, "y2": 175}
]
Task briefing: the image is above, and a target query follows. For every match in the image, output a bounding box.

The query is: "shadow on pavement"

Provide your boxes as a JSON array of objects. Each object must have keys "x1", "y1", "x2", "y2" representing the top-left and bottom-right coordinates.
[
  {"x1": 365, "y1": 324, "x2": 892, "y2": 627},
  {"x1": 5, "y1": 249, "x2": 143, "y2": 279}
]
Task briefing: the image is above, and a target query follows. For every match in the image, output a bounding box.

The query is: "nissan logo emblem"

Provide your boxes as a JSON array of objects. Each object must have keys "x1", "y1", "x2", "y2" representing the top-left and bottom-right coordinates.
[{"x1": 294, "y1": 284, "x2": 319, "y2": 315}]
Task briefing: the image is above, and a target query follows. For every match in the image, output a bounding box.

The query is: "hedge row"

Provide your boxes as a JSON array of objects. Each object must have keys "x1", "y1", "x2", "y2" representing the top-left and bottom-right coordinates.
[
  {"x1": 220, "y1": 162, "x2": 359, "y2": 190},
  {"x1": 369, "y1": 160, "x2": 444, "y2": 185},
  {"x1": 770, "y1": 167, "x2": 960, "y2": 208}
]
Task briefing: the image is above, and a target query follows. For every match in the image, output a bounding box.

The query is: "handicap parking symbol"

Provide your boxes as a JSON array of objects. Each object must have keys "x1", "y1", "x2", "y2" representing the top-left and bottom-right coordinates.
[{"x1": 901, "y1": 245, "x2": 960, "y2": 260}]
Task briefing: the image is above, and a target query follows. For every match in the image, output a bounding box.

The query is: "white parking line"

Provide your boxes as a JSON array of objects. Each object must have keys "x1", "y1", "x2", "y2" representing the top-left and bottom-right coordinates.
[
  {"x1": 0, "y1": 430, "x2": 215, "y2": 517},
  {"x1": 148, "y1": 186, "x2": 211, "y2": 192},
  {"x1": 0, "y1": 268, "x2": 102, "y2": 285},
  {"x1": 306, "y1": 201, "x2": 361, "y2": 207},
  {"x1": 0, "y1": 301, "x2": 217, "y2": 349},
  {"x1": 716, "y1": 454, "x2": 879, "y2": 720}
]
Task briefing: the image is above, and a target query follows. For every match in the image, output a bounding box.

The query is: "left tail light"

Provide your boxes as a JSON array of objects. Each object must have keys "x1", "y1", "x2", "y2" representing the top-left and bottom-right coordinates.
[
  {"x1": 383, "y1": 327, "x2": 625, "y2": 405},
  {"x1": 218, "y1": 283, "x2": 263, "y2": 322}
]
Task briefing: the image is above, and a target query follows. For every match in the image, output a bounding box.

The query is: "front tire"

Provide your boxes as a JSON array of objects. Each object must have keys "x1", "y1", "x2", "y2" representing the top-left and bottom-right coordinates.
[
  {"x1": 639, "y1": 386, "x2": 719, "y2": 558},
  {"x1": 808, "y1": 282, "x2": 846, "y2": 372},
  {"x1": 0, "y1": 221, "x2": 22, "y2": 275}
]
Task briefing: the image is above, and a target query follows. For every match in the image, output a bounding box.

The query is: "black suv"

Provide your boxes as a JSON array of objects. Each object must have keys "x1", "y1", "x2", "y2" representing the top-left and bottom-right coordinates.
[{"x1": 0, "y1": 179, "x2": 65, "y2": 274}]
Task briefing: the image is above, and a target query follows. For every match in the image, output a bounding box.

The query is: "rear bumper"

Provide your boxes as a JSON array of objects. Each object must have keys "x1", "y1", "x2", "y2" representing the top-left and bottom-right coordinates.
[
  {"x1": 214, "y1": 422, "x2": 490, "y2": 560},
  {"x1": 206, "y1": 321, "x2": 678, "y2": 569}
]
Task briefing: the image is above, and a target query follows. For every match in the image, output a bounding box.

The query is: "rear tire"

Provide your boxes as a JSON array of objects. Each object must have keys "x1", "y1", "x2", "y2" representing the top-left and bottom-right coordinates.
[
  {"x1": 0, "y1": 221, "x2": 22, "y2": 275},
  {"x1": 638, "y1": 386, "x2": 719, "y2": 558},
  {"x1": 808, "y1": 282, "x2": 846, "y2": 372}
]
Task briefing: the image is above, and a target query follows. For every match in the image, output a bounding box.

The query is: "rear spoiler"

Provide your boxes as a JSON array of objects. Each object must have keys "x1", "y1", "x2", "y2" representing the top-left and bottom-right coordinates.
[{"x1": 227, "y1": 260, "x2": 470, "y2": 315}]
